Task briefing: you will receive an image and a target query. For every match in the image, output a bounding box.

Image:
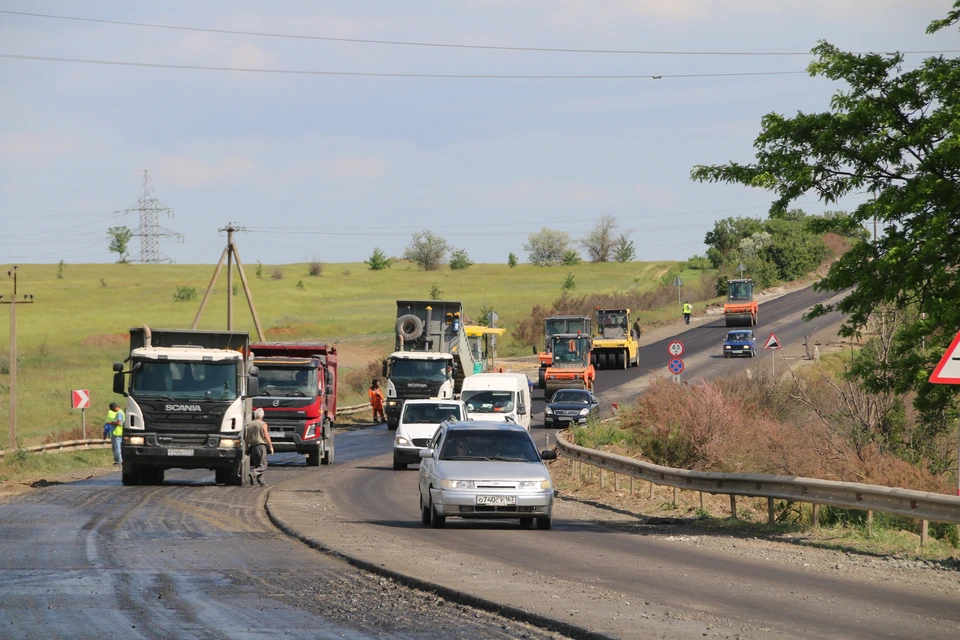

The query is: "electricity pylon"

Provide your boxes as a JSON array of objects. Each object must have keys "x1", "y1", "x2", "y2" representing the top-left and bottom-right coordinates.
[{"x1": 126, "y1": 170, "x2": 183, "y2": 263}]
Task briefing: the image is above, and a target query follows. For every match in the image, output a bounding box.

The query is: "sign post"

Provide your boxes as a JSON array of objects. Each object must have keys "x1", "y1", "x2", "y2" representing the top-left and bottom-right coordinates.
[
  {"x1": 763, "y1": 332, "x2": 782, "y2": 376},
  {"x1": 71, "y1": 389, "x2": 91, "y2": 440},
  {"x1": 929, "y1": 329, "x2": 960, "y2": 496},
  {"x1": 673, "y1": 277, "x2": 683, "y2": 309}
]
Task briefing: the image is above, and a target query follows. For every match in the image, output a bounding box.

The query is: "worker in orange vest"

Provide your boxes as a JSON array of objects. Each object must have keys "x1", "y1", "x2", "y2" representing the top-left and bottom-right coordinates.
[{"x1": 368, "y1": 379, "x2": 386, "y2": 423}]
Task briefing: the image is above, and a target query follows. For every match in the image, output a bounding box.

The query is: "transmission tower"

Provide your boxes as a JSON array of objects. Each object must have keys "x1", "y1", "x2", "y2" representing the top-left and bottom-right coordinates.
[{"x1": 125, "y1": 170, "x2": 183, "y2": 263}]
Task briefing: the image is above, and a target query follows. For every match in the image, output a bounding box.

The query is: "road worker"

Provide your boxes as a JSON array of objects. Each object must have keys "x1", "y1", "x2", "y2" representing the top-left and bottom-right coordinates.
[{"x1": 683, "y1": 301, "x2": 692, "y2": 325}]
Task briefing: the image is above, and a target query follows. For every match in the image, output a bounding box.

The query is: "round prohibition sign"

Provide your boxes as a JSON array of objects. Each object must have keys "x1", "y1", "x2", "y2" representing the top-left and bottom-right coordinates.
[
  {"x1": 668, "y1": 358, "x2": 685, "y2": 374},
  {"x1": 668, "y1": 341, "x2": 685, "y2": 357}
]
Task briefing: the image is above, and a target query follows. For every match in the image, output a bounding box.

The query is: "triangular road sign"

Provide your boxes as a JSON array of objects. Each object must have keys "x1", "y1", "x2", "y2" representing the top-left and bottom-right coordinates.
[
  {"x1": 763, "y1": 332, "x2": 782, "y2": 350},
  {"x1": 930, "y1": 329, "x2": 960, "y2": 384}
]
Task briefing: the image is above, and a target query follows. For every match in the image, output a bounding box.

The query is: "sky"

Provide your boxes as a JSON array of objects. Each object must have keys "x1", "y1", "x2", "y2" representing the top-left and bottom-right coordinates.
[{"x1": 1, "y1": 0, "x2": 956, "y2": 265}]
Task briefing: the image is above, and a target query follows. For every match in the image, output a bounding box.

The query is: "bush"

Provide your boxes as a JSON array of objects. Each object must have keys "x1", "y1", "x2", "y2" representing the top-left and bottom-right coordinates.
[
  {"x1": 173, "y1": 285, "x2": 197, "y2": 302},
  {"x1": 613, "y1": 235, "x2": 636, "y2": 263},
  {"x1": 308, "y1": 259, "x2": 322, "y2": 276},
  {"x1": 256, "y1": 261, "x2": 263, "y2": 279},
  {"x1": 524, "y1": 227, "x2": 572, "y2": 266},
  {"x1": 429, "y1": 283, "x2": 443, "y2": 300},
  {"x1": 404, "y1": 230, "x2": 450, "y2": 271},
  {"x1": 296, "y1": 280, "x2": 305, "y2": 289},
  {"x1": 561, "y1": 250, "x2": 581, "y2": 266},
  {"x1": 342, "y1": 358, "x2": 386, "y2": 396},
  {"x1": 449, "y1": 248, "x2": 473, "y2": 270},
  {"x1": 366, "y1": 247, "x2": 392, "y2": 271},
  {"x1": 271, "y1": 268, "x2": 284, "y2": 280},
  {"x1": 508, "y1": 252, "x2": 518, "y2": 268},
  {"x1": 685, "y1": 254, "x2": 712, "y2": 271},
  {"x1": 561, "y1": 273, "x2": 576, "y2": 291}
]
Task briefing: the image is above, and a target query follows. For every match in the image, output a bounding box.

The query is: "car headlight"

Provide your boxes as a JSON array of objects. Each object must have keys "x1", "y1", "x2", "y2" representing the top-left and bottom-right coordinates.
[
  {"x1": 518, "y1": 480, "x2": 551, "y2": 490},
  {"x1": 387, "y1": 400, "x2": 398, "y2": 407},
  {"x1": 123, "y1": 436, "x2": 145, "y2": 445},
  {"x1": 440, "y1": 479, "x2": 475, "y2": 489},
  {"x1": 579, "y1": 408, "x2": 589, "y2": 416},
  {"x1": 395, "y1": 436, "x2": 410, "y2": 446},
  {"x1": 724, "y1": 345, "x2": 732, "y2": 349},
  {"x1": 544, "y1": 406, "x2": 554, "y2": 415},
  {"x1": 218, "y1": 438, "x2": 241, "y2": 448}
]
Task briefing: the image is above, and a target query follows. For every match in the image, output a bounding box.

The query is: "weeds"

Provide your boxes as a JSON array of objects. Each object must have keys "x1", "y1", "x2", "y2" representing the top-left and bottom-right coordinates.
[
  {"x1": 173, "y1": 285, "x2": 197, "y2": 302},
  {"x1": 308, "y1": 257, "x2": 322, "y2": 276},
  {"x1": 693, "y1": 507, "x2": 710, "y2": 518},
  {"x1": 271, "y1": 268, "x2": 284, "y2": 280},
  {"x1": 659, "y1": 501, "x2": 679, "y2": 511},
  {"x1": 296, "y1": 280, "x2": 305, "y2": 289}
]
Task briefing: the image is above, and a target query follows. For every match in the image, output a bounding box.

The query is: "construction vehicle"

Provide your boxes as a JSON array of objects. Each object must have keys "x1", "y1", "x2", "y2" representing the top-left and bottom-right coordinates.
[
  {"x1": 543, "y1": 333, "x2": 595, "y2": 398},
  {"x1": 465, "y1": 325, "x2": 507, "y2": 374},
  {"x1": 724, "y1": 278, "x2": 758, "y2": 327},
  {"x1": 592, "y1": 308, "x2": 640, "y2": 370},
  {"x1": 250, "y1": 342, "x2": 338, "y2": 467},
  {"x1": 112, "y1": 327, "x2": 258, "y2": 486},
  {"x1": 383, "y1": 300, "x2": 476, "y2": 430},
  {"x1": 537, "y1": 315, "x2": 592, "y2": 389}
]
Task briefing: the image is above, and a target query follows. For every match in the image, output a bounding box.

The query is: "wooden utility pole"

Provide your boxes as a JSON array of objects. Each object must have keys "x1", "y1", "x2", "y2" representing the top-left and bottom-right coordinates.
[
  {"x1": 191, "y1": 224, "x2": 265, "y2": 341},
  {"x1": 1, "y1": 266, "x2": 35, "y2": 449}
]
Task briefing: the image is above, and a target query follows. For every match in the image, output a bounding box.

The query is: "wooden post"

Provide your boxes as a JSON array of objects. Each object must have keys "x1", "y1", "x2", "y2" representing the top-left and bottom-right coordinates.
[
  {"x1": 600, "y1": 469, "x2": 605, "y2": 490},
  {"x1": 587, "y1": 465, "x2": 592, "y2": 482},
  {"x1": 649, "y1": 481, "x2": 654, "y2": 499},
  {"x1": 729, "y1": 495, "x2": 737, "y2": 519},
  {"x1": 191, "y1": 247, "x2": 228, "y2": 329},
  {"x1": 231, "y1": 243, "x2": 265, "y2": 341},
  {"x1": 921, "y1": 520, "x2": 928, "y2": 546},
  {"x1": 629, "y1": 477, "x2": 635, "y2": 495},
  {"x1": 672, "y1": 486, "x2": 678, "y2": 505},
  {"x1": 614, "y1": 473, "x2": 620, "y2": 492},
  {"x1": 8, "y1": 295, "x2": 16, "y2": 450},
  {"x1": 812, "y1": 503, "x2": 820, "y2": 529},
  {"x1": 767, "y1": 497, "x2": 775, "y2": 525},
  {"x1": 699, "y1": 491, "x2": 704, "y2": 511},
  {"x1": 226, "y1": 227, "x2": 234, "y2": 330},
  {"x1": 867, "y1": 510, "x2": 873, "y2": 535}
]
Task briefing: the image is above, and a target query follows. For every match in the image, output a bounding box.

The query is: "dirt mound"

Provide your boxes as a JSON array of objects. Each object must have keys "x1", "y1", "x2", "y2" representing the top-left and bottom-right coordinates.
[{"x1": 79, "y1": 333, "x2": 127, "y2": 347}]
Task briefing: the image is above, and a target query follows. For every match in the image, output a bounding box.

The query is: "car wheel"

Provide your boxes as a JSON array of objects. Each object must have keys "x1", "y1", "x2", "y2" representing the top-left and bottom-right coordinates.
[
  {"x1": 723, "y1": 353, "x2": 729, "y2": 359},
  {"x1": 519, "y1": 516, "x2": 533, "y2": 527},
  {"x1": 429, "y1": 496, "x2": 446, "y2": 529},
  {"x1": 393, "y1": 456, "x2": 407, "y2": 471},
  {"x1": 420, "y1": 492, "x2": 431, "y2": 526},
  {"x1": 536, "y1": 516, "x2": 552, "y2": 530}
]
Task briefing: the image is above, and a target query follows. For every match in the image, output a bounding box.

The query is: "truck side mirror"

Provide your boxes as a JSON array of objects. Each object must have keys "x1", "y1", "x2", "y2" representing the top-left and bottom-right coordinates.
[
  {"x1": 113, "y1": 371, "x2": 126, "y2": 396},
  {"x1": 532, "y1": 345, "x2": 537, "y2": 355},
  {"x1": 247, "y1": 376, "x2": 259, "y2": 397},
  {"x1": 382, "y1": 360, "x2": 388, "y2": 377}
]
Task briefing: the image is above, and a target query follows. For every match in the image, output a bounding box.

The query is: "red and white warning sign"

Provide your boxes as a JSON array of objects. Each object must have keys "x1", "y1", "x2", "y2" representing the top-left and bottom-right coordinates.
[
  {"x1": 71, "y1": 389, "x2": 90, "y2": 409},
  {"x1": 929, "y1": 330, "x2": 960, "y2": 385},
  {"x1": 763, "y1": 332, "x2": 782, "y2": 351}
]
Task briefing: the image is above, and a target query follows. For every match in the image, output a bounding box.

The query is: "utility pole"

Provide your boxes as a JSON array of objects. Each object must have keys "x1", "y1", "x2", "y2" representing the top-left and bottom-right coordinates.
[
  {"x1": 124, "y1": 170, "x2": 183, "y2": 263},
  {"x1": 1, "y1": 266, "x2": 35, "y2": 450},
  {"x1": 192, "y1": 223, "x2": 265, "y2": 340}
]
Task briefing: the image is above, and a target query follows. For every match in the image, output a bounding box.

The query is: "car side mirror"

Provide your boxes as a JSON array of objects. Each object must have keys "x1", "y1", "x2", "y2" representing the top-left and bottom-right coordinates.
[
  {"x1": 419, "y1": 448, "x2": 434, "y2": 459},
  {"x1": 540, "y1": 450, "x2": 557, "y2": 461},
  {"x1": 519, "y1": 407, "x2": 527, "y2": 416}
]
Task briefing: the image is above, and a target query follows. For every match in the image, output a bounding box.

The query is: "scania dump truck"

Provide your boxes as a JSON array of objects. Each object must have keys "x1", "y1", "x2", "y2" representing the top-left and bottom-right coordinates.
[
  {"x1": 112, "y1": 327, "x2": 258, "y2": 486},
  {"x1": 537, "y1": 315, "x2": 592, "y2": 389},
  {"x1": 383, "y1": 300, "x2": 475, "y2": 430},
  {"x1": 250, "y1": 342, "x2": 337, "y2": 466}
]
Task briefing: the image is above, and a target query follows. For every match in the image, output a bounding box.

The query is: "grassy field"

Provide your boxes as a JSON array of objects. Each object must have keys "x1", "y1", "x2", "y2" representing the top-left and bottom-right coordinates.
[{"x1": 0, "y1": 259, "x2": 709, "y2": 448}]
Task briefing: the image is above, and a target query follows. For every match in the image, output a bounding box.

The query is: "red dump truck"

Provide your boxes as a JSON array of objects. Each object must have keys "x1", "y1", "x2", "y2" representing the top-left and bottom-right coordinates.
[{"x1": 250, "y1": 343, "x2": 337, "y2": 466}]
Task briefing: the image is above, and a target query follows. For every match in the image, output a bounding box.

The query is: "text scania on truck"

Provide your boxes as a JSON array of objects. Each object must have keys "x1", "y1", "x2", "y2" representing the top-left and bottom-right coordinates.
[
  {"x1": 112, "y1": 327, "x2": 259, "y2": 486},
  {"x1": 250, "y1": 342, "x2": 338, "y2": 466}
]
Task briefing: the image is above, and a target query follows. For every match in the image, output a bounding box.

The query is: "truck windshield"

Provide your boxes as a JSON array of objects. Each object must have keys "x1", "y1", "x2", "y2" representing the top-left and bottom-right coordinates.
[
  {"x1": 132, "y1": 360, "x2": 238, "y2": 401},
  {"x1": 256, "y1": 366, "x2": 318, "y2": 397},
  {"x1": 552, "y1": 339, "x2": 586, "y2": 365},
  {"x1": 546, "y1": 318, "x2": 588, "y2": 337},
  {"x1": 389, "y1": 359, "x2": 449, "y2": 382},
  {"x1": 462, "y1": 390, "x2": 515, "y2": 414}
]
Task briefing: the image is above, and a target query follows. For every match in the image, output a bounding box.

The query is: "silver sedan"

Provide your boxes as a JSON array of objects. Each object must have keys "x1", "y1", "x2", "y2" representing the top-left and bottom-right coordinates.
[{"x1": 417, "y1": 421, "x2": 557, "y2": 529}]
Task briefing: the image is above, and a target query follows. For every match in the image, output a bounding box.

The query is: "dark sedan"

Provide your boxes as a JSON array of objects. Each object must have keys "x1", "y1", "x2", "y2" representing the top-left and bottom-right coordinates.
[{"x1": 543, "y1": 389, "x2": 599, "y2": 428}]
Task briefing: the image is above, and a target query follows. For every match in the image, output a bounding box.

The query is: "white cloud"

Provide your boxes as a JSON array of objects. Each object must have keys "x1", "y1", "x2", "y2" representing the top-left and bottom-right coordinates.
[
  {"x1": 330, "y1": 158, "x2": 386, "y2": 179},
  {"x1": 154, "y1": 155, "x2": 255, "y2": 188},
  {"x1": 0, "y1": 133, "x2": 77, "y2": 165}
]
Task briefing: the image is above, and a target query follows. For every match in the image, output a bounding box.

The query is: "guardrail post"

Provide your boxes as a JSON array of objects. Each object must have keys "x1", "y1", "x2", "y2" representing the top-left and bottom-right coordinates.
[
  {"x1": 629, "y1": 477, "x2": 635, "y2": 495},
  {"x1": 649, "y1": 481, "x2": 654, "y2": 499},
  {"x1": 730, "y1": 495, "x2": 737, "y2": 519},
  {"x1": 699, "y1": 492, "x2": 704, "y2": 511},
  {"x1": 812, "y1": 503, "x2": 820, "y2": 529},
  {"x1": 672, "y1": 486, "x2": 678, "y2": 505},
  {"x1": 867, "y1": 510, "x2": 873, "y2": 535},
  {"x1": 767, "y1": 497, "x2": 775, "y2": 525},
  {"x1": 921, "y1": 520, "x2": 928, "y2": 546},
  {"x1": 614, "y1": 473, "x2": 620, "y2": 492},
  {"x1": 587, "y1": 465, "x2": 592, "y2": 482},
  {"x1": 600, "y1": 469, "x2": 605, "y2": 490}
]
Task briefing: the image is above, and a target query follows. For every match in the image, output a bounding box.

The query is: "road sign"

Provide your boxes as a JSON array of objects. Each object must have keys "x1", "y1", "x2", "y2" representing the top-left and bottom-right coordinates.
[
  {"x1": 930, "y1": 329, "x2": 960, "y2": 384},
  {"x1": 763, "y1": 332, "x2": 782, "y2": 351},
  {"x1": 71, "y1": 389, "x2": 90, "y2": 409},
  {"x1": 668, "y1": 358, "x2": 684, "y2": 374},
  {"x1": 673, "y1": 277, "x2": 683, "y2": 287},
  {"x1": 668, "y1": 341, "x2": 685, "y2": 357}
]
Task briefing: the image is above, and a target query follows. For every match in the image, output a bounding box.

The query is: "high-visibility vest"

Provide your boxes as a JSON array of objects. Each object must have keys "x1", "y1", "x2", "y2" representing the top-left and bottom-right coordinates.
[
  {"x1": 683, "y1": 303, "x2": 692, "y2": 314},
  {"x1": 107, "y1": 409, "x2": 124, "y2": 437}
]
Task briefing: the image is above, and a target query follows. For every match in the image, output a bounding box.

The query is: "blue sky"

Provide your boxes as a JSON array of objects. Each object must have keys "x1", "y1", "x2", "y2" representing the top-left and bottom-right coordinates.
[{"x1": 1, "y1": 0, "x2": 956, "y2": 265}]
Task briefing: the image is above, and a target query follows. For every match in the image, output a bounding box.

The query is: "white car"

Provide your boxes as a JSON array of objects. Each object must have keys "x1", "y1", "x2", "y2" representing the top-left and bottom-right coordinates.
[
  {"x1": 393, "y1": 399, "x2": 466, "y2": 470},
  {"x1": 418, "y1": 421, "x2": 557, "y2": 529}
]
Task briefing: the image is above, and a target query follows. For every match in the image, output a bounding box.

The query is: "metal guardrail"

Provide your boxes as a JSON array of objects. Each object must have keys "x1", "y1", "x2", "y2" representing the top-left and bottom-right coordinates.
[
  {"x1": 337, "y1": 403, "x2": 372, "y2": 417},
  {"x1": 556, "y1": 432, "x2": 960, "y2": 526},
  {"x1": 0, "y1": 439, "x2": 112, "y2": 459}
]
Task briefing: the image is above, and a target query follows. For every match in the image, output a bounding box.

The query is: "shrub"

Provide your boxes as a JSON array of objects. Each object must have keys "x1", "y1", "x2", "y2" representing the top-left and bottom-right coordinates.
[
  {"x1": 404, "y1": 230, "x2": 450, "y2": 271},
  {"x1": 173, "y1": 285, "x2": 197, "y2": 302},
  {"x1": 429, "y1": 283, "x2": 443, "y2": 300},
  {"x1": 296, "y1": 280, "x2": 305, "y2": 289},
  {"x1": 508, "y1": 252, "x2": 518, "y2": 268},
  {"x1": 57, "y1": 260, "x2": 66, "y2": 279},
  {"x1": 271, "y1": 268, "x2": 284, "y2": 280},
  {"x1": 256, "y1": 261, "x2": 263, "y2": 279},
  {"x1": 342, "y1": 358, "x2": 386, "y2": 395},
  {"x1": 449, "y1": 248, "x2": 473, "y2": 270},
  {"x1": 561, "y1": 250, "x2": 581, "y2": 266},
  {"x1": 561, "y1": 273, "x2": 576, "y2": 291},
  {"x1": 308, "y1": 259, "x2": 322, "y2": 276},
  {"x1": 613, "y1": 235, "x2": 636, "y2": 263},
  {"x1": 685, "y1": 254, "x2": 712, "y2": 271},
  {"x1": 524, "y1": 227, "x2": 571, "y2": 266},
  {"x1": 366, "y1": 247, "x2": 392, "y2": 271}
]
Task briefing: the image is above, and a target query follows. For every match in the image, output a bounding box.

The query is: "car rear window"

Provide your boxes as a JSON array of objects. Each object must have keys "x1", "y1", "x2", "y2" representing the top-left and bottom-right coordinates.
[{"x1": 439, "y1": 429, "x2": 539, "y2": 462}]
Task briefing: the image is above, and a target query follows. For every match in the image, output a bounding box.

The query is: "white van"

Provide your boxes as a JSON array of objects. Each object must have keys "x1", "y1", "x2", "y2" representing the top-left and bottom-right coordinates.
[
  {"x1": 393, "y1": 399, "x2": 466, "y2": 470},
  {"x1": 459, "y1": 373, "x2": 532, "y2": 430}
]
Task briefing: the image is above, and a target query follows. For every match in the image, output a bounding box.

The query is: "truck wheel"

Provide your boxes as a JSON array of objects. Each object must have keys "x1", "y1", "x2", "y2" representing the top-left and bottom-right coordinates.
[
  {"x1": 387, "y1": 419, "x2": 398, "y2": 431},
  {"x1": 214, "y1": 467, "x2": 230, "y2": 485},
  {"x1": 121, "y1": 464, "x2": 142, "y2": 486},
  {"x1": 616, "y1": 352, "x2": 626, "y2": 369},
  {"x1": 322, "y1": 430, "x2": 335, "y2": 465},
  {"x1": 396, "y1": 314, "x2": 424, "y2": 341},
  {"x1": 143, "y1": 468, "x2": 164, "y2": 485},
  {"x1": 307, "y1": 450, "x2": 320, "y2": 467},
  {"x1": 633, "y1": 349, "x2": 640, "y2": 368},
  {"x1": 538, "y1": 367, "x2": 546, "y2": 390},
  {"x1": 223, "y1": 454, "x2": 247, "y2": 486}
]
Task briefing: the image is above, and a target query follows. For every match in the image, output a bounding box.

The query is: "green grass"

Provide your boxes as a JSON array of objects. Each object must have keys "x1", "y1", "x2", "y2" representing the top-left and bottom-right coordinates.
[
  {"x1": 0, "y1": 260, "x2": 704, "y2": 448},
  {"x1": 0, "y1": 448, "x2": 114, "y2": 484}
]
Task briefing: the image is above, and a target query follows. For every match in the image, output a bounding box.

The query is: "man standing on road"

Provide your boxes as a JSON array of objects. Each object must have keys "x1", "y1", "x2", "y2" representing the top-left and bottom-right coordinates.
[
  {"x1": 368, "y1": 379, "x2": 385, "y2": 423},
  {"x1": 244, "y1": 408, "x2": 274, "y2": 487},
  {"x1": 683, "y1": 301, "x2": 692, "y2": 325},
  {"x1": 106, "y1": 402, "x2": 124, "y2": 465}
]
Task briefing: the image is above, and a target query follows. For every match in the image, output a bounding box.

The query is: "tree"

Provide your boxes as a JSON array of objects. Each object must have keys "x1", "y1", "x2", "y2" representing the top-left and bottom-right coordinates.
[
  {"x1": 561, "y1": 273, "x2": 576, "y2": 291},
  {"x1": 703, "y1": 217, "x2": 764, "y2": 268},
  {"x1": 561, "y1": 250, "x2": 581, "y2": 266},
  {"x1": 580, "y1": 214, "x2": 618, "y2": 262},
  {"x1": 107, "y1": 226, "x2": 133, "y2": 263},
  {"x1": 507, "y1": 252, "x2": 518, "y2": 268},
  {"x1": 365, "y1": 247, "x2": 392, "y2": 271},
  {"x1": 691, "y1": 5, "x2": 960, "y2": 429},
  {"x1": 404, "y1": 230, "x2": 450, "y2": 271},
  {"x1": 613, "y1": 234, "x2": 636, "y2": 263},
  {"x1": 449, "y1": 248, "x2": 473, "y2": 270},
  {"x1": 524, "y1": 227, "x2": 571, "y2": 266}
]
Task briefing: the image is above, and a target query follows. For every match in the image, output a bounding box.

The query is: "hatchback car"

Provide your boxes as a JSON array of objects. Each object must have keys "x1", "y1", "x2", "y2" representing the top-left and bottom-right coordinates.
[
  {"x1": 723, "y1": 330, "x2": 757, "y2": 358},
  {"x1": 418, "y1": 421, "x2": 557, "y2": 529},
  {"x1": 543, "y1": 389, "x2": 599, "y2": 428},
  {"x1": 393, "y1": 399, "x2": 466, "y2": 470}
]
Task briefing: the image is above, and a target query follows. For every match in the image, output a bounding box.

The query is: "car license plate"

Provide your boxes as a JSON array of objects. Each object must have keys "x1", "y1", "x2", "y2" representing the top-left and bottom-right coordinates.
[
  {"x1": 166, "y1": 448, "x2": 194, "y2": 456},
  {"x1": 477, "y1": 495, "x2": 516, "y2": 506},
  {"x1": 269, "y1": 431, "x2": 284, "y2": 438}
]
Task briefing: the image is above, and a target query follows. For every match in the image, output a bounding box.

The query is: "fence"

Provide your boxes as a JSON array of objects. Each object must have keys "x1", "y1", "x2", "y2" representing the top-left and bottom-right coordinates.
[{"x1": 557, "y1": 432, "x2": 960, "y2": 545}]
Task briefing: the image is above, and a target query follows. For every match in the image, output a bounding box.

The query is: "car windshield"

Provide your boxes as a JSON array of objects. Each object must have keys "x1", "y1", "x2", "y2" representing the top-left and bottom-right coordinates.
[
  {"x1": 132, "y1": 360, "x2": 238, "y2": 401},
  {"x1": 461, "y1": 390, "x2": 515, "y2": 414},
  {"x1": 402, "y1": 403, "x2": 463, "y2": 424},
  {"x1": 256, "y1": 366, "x2": 318, "y2": 397},
  {"x1": 389, "y1": 358, "x2": 450, "y2": 382},
  {"x1": 439, "y1": 429, "x2": 539, "y2": 462},
  {"x1": 551, "y1": 390, "x2": 591, "y2": 404},
  {"x1": 726, "y1": 332, "x2": 753, "y2": 341}
]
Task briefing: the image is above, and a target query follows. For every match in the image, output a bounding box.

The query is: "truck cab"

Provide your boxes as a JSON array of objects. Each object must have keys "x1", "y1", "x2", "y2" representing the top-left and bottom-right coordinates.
[{"x1": 384, "y1": 352, "x2": 456, "y2": 429}]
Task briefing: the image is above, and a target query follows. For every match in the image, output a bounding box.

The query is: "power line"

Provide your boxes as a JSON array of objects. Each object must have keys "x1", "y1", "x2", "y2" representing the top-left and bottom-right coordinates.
[
  {"x1": 0, "y1": 53, "x2": 809, "y2": 80},
  {"x1": 2, "y1": 10, "x2": 957, "y2": 58}
]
